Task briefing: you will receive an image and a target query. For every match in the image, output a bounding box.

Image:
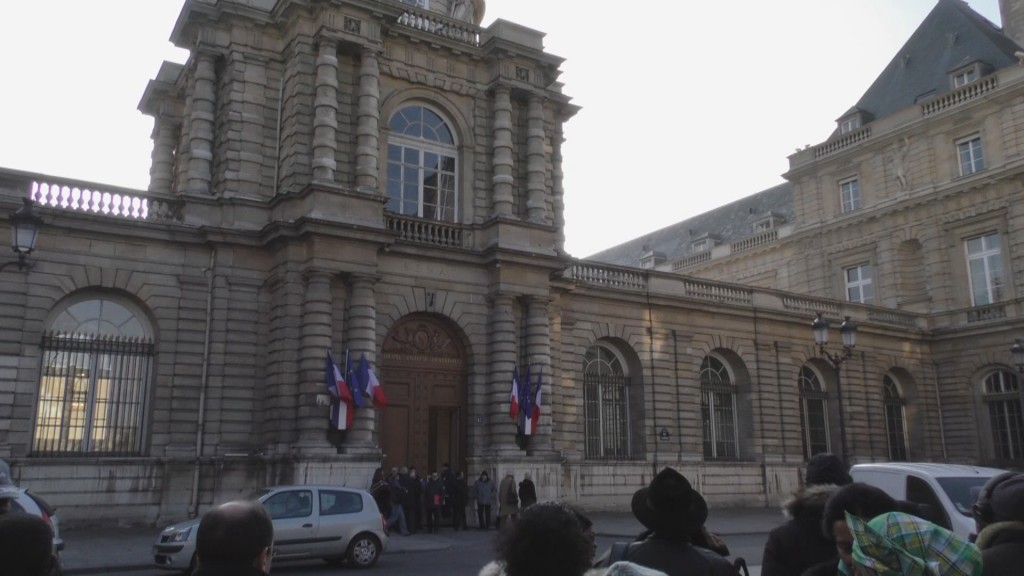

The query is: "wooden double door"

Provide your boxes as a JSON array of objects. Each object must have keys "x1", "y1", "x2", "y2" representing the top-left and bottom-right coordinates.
[{"x1": 379, "y1": 314, "x2": 467, "y2": 476}]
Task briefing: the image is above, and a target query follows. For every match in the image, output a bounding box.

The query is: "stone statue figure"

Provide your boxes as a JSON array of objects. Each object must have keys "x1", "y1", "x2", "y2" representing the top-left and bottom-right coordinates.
[
  {"x1": 892, "y1": 136, "x2": 911, "y2": 191},
  {"x1": 449, "y1": 0, "x2": 483, "y2": 25}
]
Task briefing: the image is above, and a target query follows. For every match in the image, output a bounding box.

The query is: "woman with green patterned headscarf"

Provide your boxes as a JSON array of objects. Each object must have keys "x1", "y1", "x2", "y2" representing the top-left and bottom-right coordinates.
[{"x1": 844, "y1": 511, "x2": 982, "y2": 576}]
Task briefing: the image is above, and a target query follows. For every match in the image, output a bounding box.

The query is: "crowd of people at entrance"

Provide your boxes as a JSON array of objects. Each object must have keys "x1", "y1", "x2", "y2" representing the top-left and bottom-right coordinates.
[{"x1": 367, "y1": 464, "x2": 540, "y2": 536}]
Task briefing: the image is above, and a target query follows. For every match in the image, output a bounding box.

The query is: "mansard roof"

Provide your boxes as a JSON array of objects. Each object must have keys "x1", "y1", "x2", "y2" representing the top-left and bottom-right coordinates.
[
  {"x1": 841, "y1": 0, "x2": 1020, "y2": 134},
  {"x1": 586, "y1": 182, "x2": 793, "y2": 266}
]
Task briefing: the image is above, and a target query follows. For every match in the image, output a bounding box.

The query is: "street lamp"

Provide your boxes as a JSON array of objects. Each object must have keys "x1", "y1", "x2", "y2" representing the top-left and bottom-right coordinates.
[
  {"x1": 0, "y1": 198, "x2": 43, "y2": 272},
  {"x1": 1009, "y1": 339, "x2": 1024, "y2": 422},
  {"x1": 812, "y1": 313, "x2": 857, "y2": 461}
]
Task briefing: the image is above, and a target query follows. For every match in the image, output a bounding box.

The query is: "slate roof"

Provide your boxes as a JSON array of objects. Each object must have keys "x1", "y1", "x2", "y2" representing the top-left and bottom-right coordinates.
[
  {"x1": 586, "y1": 182, "x2": 793, "y2": 266},
  {"x1": 838, "y1": 0, "x2": 1020, "y2": 134},
  {"x1": 587, "y1": 0, "x2": 1021, "y2": 269}
]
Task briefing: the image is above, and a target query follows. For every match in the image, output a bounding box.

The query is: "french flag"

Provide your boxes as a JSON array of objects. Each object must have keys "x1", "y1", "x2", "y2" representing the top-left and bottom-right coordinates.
[
  {"x1": 357, "y1": 353, "x2": 388, "y2": 409},
  {"x1": 528, "y1": 369, "x2": 542, "y2": 435},
  {"x1": 509, "y1": 365, "x2": 521, "y2": 420},
  {"x1": 519, "y1": 365, "x2": 534, "y2": 435},
  {"x1": 326, "y1": 350, "x2": 354, "y2": 430}
]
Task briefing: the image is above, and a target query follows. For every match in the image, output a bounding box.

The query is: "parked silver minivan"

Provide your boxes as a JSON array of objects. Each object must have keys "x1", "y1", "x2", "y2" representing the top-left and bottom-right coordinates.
[{"x1": 850, "y1": 462, "x2": 1006, "y2": 539}]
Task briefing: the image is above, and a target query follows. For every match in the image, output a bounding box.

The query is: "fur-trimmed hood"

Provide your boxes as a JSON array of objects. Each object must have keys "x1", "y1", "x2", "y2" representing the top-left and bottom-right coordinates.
[
  {"x1": 975, "y1": 520, "x2": 1024, "y2": 550},
  {"x1": 781, "y1": 484, "x2": 841, "y2": 520}
]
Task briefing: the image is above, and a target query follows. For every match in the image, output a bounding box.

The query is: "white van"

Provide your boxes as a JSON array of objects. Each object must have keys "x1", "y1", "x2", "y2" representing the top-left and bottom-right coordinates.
[{"x1": 850, "y1": 462, "x2": 1006, "y2": 540}]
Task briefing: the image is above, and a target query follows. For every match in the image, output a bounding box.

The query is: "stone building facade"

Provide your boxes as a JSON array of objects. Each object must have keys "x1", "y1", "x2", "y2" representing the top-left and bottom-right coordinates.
[{"x1": 0, "y1": 0, "x2": 1020, "y2": 525}]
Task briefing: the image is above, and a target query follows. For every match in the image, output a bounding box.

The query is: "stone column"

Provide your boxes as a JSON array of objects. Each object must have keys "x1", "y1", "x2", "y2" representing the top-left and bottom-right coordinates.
[
  {"x1": 297, "y1": 271, "x2": 334, "y2": 453},
  {"x1": 491, "y1": 87, "x2": 514, "y2": 218},
  {"x1": 524, "y1": 295, "x2": 553, "y2": 452},
  {"x1": 356, "y1": 47, "x2": 381, "y2": 193},
  {"x1": 187, "y1": 52, "x2": 216, "y2": 195},
  {"x1": 149, "y1": 116, "x2": 178, "y2": 194},
  {"x1": 345, "y1": 275, "x2": 378, "y2": 450},
  {"x1": 526, "y1": 95, "x2": 547, "y2": 223},
  {"x1": 488, "y1": 293, "x2": 518, "y2": 451},
  {"x1": 313, "y1": 38, "x2": 339, "y2": 183}
]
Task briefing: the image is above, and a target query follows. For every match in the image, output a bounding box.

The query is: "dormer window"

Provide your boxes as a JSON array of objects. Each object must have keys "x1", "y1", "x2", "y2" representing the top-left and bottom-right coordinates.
[
  {"x1": 692, "y1": 239, "x2": 709, "y2": 253},
  {"x1": 751, "y1": 212, "x2": 785, "y2": 233},
  {"x1": 840, "y1": 117, "x2": 861, "y2": 135},
  {"x1": 949, "y1": 60, "x2": 991, "y2": 90},
  {"x1": 640, "y1": 245, "x2": 665, "y2": 269}
]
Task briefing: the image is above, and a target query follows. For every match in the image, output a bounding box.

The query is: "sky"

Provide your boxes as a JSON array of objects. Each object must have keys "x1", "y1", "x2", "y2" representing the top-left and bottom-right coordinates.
[{"x1": 0, "y1": 0, "x2": 1005, "y2": 258}]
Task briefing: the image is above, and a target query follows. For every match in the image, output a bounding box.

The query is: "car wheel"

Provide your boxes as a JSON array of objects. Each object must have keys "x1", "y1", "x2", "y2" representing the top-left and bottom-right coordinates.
[{"x1": 346, "y1": 533, "x2": 381, "y2": 568}]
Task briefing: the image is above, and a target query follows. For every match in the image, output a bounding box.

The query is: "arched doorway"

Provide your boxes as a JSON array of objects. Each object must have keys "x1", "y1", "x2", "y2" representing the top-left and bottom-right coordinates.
[{"x1": 380, "y1": 314, "x2": 467, "y2": 476}]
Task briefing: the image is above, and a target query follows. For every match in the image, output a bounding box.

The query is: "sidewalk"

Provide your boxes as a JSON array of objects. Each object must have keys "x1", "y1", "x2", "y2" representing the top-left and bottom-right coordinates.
[{"x1": 60, "y1": 507, "x2": 783, "y2": 574}]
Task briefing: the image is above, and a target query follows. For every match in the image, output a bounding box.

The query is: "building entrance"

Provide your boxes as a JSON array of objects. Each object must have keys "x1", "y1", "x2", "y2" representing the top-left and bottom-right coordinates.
[{"x1": 380, "y1": 314, "x2": 467, "y2": 476}]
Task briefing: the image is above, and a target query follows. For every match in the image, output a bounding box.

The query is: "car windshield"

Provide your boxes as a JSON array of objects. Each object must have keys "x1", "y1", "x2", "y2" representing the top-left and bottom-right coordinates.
[
  {"x1": 246, "y1": 489, "x2": 273, "y2": 502},
  {"x1": 936, "y1": 476, "x2": 992, "y2": 516}
]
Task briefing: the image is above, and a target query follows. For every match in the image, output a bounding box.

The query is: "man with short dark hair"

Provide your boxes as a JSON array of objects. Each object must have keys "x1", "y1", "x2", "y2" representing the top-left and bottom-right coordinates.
[
  {"x1": 973, "y1": 472, "x2": 1024, "y2": 575},
  {"x1": 0, "y1": 512, "x2": 58, "y2": 576},
  {"x1": 195, "y1": 500, "x2": 274, "y2": 575}
]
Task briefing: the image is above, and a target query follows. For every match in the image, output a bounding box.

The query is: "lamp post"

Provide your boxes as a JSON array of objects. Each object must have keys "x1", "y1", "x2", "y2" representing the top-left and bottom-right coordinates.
[
  {"x1": 812, "y1": 313, "x2": 857, "y2": 461},
  {"x1": 1010, "y1": 339, "x2": 1024, "y2": 424},
  {"x1": 0, "y1": 198, "x2": 43, "y2": 272}
]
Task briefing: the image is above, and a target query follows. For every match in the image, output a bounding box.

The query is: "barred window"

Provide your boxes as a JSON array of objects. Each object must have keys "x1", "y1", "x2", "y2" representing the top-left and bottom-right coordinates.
[
  {"x1": 583, "y1": 344, "x2": 630, "y2": 460},
  {"x1": 983, "y1": 370, "x2": 1024, "y2": 461},
  {"x1": 883, "y1": 375, "x2": 908, "y2": 461},
  {"x1": 32, "y1": 297, "x2": 153, "y2": 456},
  {"x1": 700, "y1": 355, "x2": 737, "y2": 460},
  {"x1": 799, "y1": 366, "x2": 831, "y2": 458}
]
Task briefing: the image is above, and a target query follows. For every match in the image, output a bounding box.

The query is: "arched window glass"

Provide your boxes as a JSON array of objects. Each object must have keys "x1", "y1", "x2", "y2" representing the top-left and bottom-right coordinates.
[
  {"x1": 799, "y1": 366, "x2": 830, "y2": 458},
  {"x1": 983, "y1": 370, "x2": 1024, "y2": 460},
  {"x1": 883, "y1": 375, "x2": 908, "y2": 461},
  {"x1": 700, "y1": 355, "x2": 737, "y2": 460},
  {"x1": 33, "y1": 296, "x2": 154, "y2": 456},
  {"x1": 583, "y1": 344, "x2": 629, "y2": 459},
  {"x1": 386, "y1": 105, "x2": 458, "y2": 222}
]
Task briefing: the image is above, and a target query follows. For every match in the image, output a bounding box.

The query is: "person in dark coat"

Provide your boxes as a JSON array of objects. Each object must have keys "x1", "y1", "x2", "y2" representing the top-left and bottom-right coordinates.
[
  {"x1": 398, "y1": 467, "x2": 418, "y2": 534},
  {"x1": 408, "y1": 467, "x2": 424, "y2": 532},
  {"x1": 761, "y1": 453, "x2": 850, "y2": 576},
  {"x1": 0, "y1": 512, "x2": 59, "y2": 576},
  {"x1": 370, "y1": 467, "x2": 392, "y2": 520},
  {"x1": 451, "y1": 471, "x2": 469, "y2": 530},
  {"x1": 594, "y1": 467, "x2": 735, "y2": 576},
  {"x1": 424, "y1": 471, "x2": 444, "y2": 533},
  {"x1": 973, "y1": 471, "x2": 1024, "y2": 576},
  {"x1": 518, "y1": 472, "x2": 538, "y2": 509},
  {"x1": 473, "y1": 471, "x2": 496, "y2": 530}
]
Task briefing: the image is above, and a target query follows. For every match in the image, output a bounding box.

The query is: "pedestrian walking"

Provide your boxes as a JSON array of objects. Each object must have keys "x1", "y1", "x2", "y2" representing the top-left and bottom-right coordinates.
[
  {"x1": 497, "y1": 471, "x2": 519, "y2": 529},
  {"x1": 452, "y1": 471, "x2": 469, "y2": 530},
  {"x1": 474, "y1": 471, "x2": 496, "y2": 530}
]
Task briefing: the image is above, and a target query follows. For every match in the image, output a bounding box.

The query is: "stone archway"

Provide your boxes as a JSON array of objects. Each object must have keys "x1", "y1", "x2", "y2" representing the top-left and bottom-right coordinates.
[{"x1": 380, "y1": 314, "x2": 467, "y2": 476}]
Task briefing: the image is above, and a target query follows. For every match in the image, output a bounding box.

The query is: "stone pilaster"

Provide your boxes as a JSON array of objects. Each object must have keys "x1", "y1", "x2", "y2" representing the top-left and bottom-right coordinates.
[
  {"x1": 297, "y1": 271, "x2": 335, "y2": 453},
  {"x1": 187, "y1": 52, "x2": 216, "y2": 195},
  {"x1": 526, "y1": 96, "x2": 547, "y2": 223},
  {"x1": 491, "y1": 87, "x2": 514, "y2": 217},
  {"x1": 524, "y1": 295, "x2": 553, "y2": 452},
  {"x1": 488, "y1": 293, "x2": 518, "y2": 451},
  {"x1": 149, "y1": 116, "x2": 178, "y2": 194},
  {"x1": 313, "y1": 38, "x2": 340, "y2": 183},
  {"x1": 552, "y1": 124, "x2": 566, "y2": 252},
  {"x1": 345, "y1": 275, "x2": 379, "y2": 450},
  {"x1": 355, "y1": 47, "x2": 381, "y2": 193}
]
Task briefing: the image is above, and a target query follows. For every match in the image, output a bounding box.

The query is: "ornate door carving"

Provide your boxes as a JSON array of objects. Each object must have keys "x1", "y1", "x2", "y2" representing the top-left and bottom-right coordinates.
[{"x1": 381, "y1": 314, "x2": 467, "y2": 475}]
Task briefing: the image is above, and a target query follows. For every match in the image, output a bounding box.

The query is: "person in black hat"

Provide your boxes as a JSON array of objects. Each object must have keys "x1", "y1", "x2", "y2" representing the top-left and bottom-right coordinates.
[
  {"x1": 760, "y1": 453, "x2": 851, "y2": 576},
  {"x1": 597, "y1": 467, "x2": 734, "y2": 576},
  {"x1": 973, "y1": 471, "x2": 1024, "y2": 576}
]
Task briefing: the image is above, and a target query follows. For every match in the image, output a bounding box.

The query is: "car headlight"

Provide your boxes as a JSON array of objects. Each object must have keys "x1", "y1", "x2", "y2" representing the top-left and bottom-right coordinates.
[{"x1": 169, "y1": 527, "x2": 193, "y2": 543}]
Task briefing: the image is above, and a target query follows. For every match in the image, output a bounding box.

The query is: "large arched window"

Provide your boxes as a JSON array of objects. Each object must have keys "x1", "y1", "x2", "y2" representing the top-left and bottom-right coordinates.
[
  {"x1": 883, "y1": 375, "x2": 908, "y2": 461},
  {"x1": 700, "y1": 355, "x2": 737, "y2": 460},
  {"x1": 799, "y1": 366, "x2": 831, "y2": 458},
  {"x1": 583, "y1": 343, "x2": 629, "y2": 459},
  {"x1": 386, "y1": 105, "x2": 458, "y2": 222},
  {"x1": 983, "y1": 370, "x2": 1023, "y2": 460},
  {"x1": 32, "y1": 296, "x2": 154, "y2": 456}
]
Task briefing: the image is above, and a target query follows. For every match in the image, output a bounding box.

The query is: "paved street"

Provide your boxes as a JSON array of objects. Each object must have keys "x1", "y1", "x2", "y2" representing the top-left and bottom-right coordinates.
[{"x1": 60, "y1": 507, "x2": 780, "y2": 575}]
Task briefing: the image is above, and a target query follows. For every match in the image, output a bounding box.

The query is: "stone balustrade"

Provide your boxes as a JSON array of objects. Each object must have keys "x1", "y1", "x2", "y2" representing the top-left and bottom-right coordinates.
[
  {"x1": 30, "y1": 179, "x2": 184, "y2": 222},
  {"x1": 564, "y1": 263, "x2": 646, "y2": 290},
  {"x1": 386, "y1": 213, "x2": 467, "y2": 248},
  {"x1": 814, "y1": 125, "x2": 872, "y2": 159},
  {"x1": 682, "y1": 278, "x2": 753, "y2": 305},
  {"x1": 397, "y1": 9, "x2": 480, "y2": 46},
  {"x1": 731, "y1": 229, "x2": 778, "y2": 254},
  {"x1": 921, "y1": 76, "x2": 998, "y2": 117}
]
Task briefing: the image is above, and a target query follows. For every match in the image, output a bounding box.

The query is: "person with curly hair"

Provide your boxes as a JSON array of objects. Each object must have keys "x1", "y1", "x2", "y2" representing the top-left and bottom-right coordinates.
[{"x1": 479, "y1": 502, "x2": 594, "y2": 576}]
